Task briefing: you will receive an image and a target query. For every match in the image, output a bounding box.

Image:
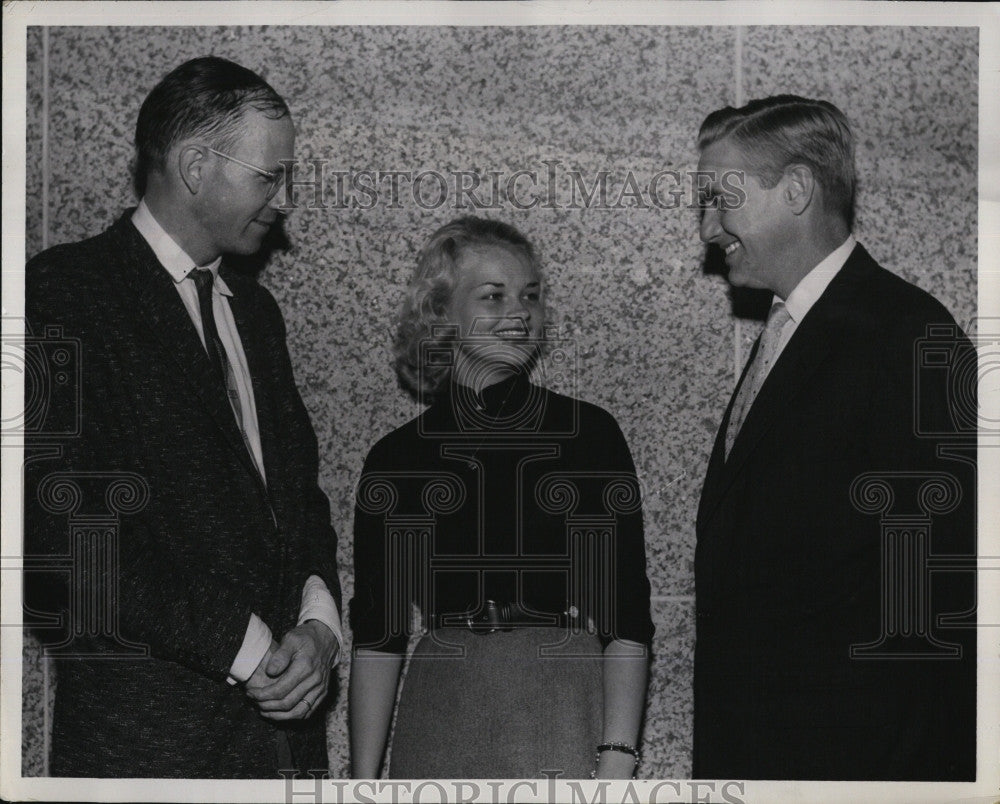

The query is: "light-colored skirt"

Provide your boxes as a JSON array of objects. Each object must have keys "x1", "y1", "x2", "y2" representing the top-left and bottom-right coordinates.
[{"x1": 388, "y1": 627, "x2": 603, "y2": 779}]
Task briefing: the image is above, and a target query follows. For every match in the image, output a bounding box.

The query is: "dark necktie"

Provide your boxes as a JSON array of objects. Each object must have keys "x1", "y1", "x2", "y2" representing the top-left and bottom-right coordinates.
[{"x1": 191, "y1": 268, "x2": 263, "y2": 481}]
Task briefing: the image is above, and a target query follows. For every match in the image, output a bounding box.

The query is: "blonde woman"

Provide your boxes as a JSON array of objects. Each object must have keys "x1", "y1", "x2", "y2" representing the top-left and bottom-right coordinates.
[{"x1": 349, "y1": 217, "x2": 653, "y2": 779}]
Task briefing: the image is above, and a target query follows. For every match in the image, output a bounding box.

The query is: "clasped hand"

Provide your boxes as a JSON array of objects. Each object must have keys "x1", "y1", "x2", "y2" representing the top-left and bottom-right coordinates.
[{"x1": 244, "y1": 620, "x2": 338, "y2": 720}]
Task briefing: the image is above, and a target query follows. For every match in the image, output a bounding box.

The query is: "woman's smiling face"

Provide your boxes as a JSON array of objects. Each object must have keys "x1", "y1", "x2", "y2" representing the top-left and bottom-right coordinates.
[{"x1": 445, "y1": 242, "x2": 544, "y2": 387}]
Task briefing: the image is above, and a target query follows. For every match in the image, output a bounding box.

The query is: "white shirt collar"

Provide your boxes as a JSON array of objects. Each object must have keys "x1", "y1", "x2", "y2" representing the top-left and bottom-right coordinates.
[
  {"x1": 131, "y1": 199, "x2": 230, "y2": 295},
  {"x1": 778, "y1": 234, "x2": 856, "y2": 323}
]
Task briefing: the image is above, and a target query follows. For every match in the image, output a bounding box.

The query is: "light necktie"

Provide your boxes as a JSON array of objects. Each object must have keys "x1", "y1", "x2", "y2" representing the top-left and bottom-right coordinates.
[
  {"x1": 725, "y1": 301, "x2": 792, "y2": 458},
  {"x1": 191, "y1": 269, "x2": 263, "y2": 481}
]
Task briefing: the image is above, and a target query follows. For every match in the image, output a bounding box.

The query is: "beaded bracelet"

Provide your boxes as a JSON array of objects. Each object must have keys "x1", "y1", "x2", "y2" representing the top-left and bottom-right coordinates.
[{"x1": 590, "y1": 742, "x2": 640, "y2": 779}]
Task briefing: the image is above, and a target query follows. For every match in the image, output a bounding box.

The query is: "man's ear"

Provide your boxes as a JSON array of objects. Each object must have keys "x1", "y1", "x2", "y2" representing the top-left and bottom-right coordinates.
[
  {"x1": 782, "y1": 163, "x2": 815, "y2": 216},
  {"x1": 177, "y1": 144, "x2": 207, "y2": 195}
]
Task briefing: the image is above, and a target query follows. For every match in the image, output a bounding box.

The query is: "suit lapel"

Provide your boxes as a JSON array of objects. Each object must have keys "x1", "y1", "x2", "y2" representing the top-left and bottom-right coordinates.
[
  {"x1": 698, "y1": 338, "x2": 759, "y2": 528},
  {"x1": 698, "y1": 244, "x2": 877, "y2": 529},
  {"x1": 110, "y1": 215, "x2": 265, "y2": 485}
]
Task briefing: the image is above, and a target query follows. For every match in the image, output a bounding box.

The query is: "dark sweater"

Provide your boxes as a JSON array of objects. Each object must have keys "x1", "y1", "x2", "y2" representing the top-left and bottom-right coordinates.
[{"x1": 351, "y1": 371, "x2": 655, "y2": 653}]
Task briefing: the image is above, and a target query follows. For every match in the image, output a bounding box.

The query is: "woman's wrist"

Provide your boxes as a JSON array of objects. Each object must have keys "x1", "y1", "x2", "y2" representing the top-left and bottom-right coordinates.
[{"x1": 591, "y1": 741, "x2": 640, "y2": 779}]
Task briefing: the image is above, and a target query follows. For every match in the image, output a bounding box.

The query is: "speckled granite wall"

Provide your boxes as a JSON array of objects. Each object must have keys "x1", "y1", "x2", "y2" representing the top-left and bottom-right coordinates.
[
  {"x1": 743, "y1": 26, "x2": 978, "y2": 332},
  {"x1": 22, "y1": 25, "x2": 977, "y2": 779},
  {"x1": 22, "y1": 26, "x2": 49, "y2": 778},
  {"x1": 25, "y1": 27, "x2": 44, "y2": 260}
]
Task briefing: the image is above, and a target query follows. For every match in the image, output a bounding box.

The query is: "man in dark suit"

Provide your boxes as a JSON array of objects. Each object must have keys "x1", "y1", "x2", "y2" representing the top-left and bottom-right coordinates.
[
  {"x1": 693, "y1": 96, "x2": 976, "y2": 780},
  {"x1": 25, "y1": 57, "x2": 342, "y2": 777}
]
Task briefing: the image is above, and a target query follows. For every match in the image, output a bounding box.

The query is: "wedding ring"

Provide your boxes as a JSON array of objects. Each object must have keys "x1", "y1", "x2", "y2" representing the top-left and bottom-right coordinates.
[{"x1": 303, "y1": 699, "x2": 312, "y2": 712}]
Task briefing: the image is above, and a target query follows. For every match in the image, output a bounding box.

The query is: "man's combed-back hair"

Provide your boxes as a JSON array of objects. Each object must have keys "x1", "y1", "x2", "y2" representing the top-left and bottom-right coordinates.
[
  {"x1": 393, "y1": 216, "x2": 541, "y2": 403},
  {"x1": 698, "y1": 94, "x2": 856, "y2": 227},
  {"x1": 134, "y1": 56, "x2": 289, "y2": 196}
]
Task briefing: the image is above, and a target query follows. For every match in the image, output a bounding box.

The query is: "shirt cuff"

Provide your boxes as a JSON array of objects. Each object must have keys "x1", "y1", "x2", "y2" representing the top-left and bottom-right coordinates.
[
  {"x1": 297, "y1": 574, "x2": 343, "y2": 667},
  {"x1": 227, "y1": 613, "x2": 273, "y2": 685}
]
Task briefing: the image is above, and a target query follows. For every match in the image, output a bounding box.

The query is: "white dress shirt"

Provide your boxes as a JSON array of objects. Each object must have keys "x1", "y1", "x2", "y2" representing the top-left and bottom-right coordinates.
[
  {"x1": 131, "y1": 200, "x2": 342, "y2": 682},
  {"x1": 766, "y1": 234, "x2": 857, "y2": 368}
]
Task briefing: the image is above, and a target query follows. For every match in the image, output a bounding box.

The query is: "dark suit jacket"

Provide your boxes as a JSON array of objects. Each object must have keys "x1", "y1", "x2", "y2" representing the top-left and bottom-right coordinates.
[
  {"x1": 693, "y1": 244, "x2": 976, "y2": 780},
  {"x1": 24, "y1": 212, "x2": 341, "y2": 778}
]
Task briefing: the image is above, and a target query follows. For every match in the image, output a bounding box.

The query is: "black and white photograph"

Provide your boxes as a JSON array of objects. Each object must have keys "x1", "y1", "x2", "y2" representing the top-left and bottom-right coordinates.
[{"x1": 2, "y1": 2, "x2": 997, "y2": 803}]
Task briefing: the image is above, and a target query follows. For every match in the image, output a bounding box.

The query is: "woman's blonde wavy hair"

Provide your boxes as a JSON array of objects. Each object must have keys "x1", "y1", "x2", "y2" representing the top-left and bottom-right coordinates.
[{"x1": 393, "y1": 216, "x2": 542, "y2": 403}]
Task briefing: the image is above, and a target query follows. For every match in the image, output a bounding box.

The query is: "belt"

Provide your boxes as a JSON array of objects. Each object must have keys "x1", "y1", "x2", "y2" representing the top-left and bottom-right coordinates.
[{"x1": 430, "y1": 600, "x2": 574, "y2": 634}]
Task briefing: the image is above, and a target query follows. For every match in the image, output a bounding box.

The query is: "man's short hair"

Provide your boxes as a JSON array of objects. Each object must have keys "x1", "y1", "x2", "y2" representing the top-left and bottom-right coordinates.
[
  {"x1": 698, "y1": 95, "x2": 856, "y2": 227},
  {"x1": 134, "y1": 56, "x2": 289, "y2": 196}
]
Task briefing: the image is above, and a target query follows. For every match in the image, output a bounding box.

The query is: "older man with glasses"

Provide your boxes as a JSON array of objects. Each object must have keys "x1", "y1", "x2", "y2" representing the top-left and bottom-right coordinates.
[{"x1": 25, "y1": 56, "x2": 342, "y2": 778}]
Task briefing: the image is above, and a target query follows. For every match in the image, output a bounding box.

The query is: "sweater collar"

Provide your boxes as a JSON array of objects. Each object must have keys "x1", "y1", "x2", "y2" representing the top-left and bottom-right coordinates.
[{"x1": 435, "y1": 369, "x2": 538, "y2": 427}]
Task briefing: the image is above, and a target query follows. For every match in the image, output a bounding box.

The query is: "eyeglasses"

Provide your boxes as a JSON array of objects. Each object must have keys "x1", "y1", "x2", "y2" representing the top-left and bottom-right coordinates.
[{"x1": 206, "y1": 147, "x2": 284, "y2": 199}]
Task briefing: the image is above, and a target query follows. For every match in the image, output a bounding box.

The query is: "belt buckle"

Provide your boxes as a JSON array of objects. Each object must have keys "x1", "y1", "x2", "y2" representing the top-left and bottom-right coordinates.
[{"x1": 468, "y1": 599, "x2": 507, "y2": 634}]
